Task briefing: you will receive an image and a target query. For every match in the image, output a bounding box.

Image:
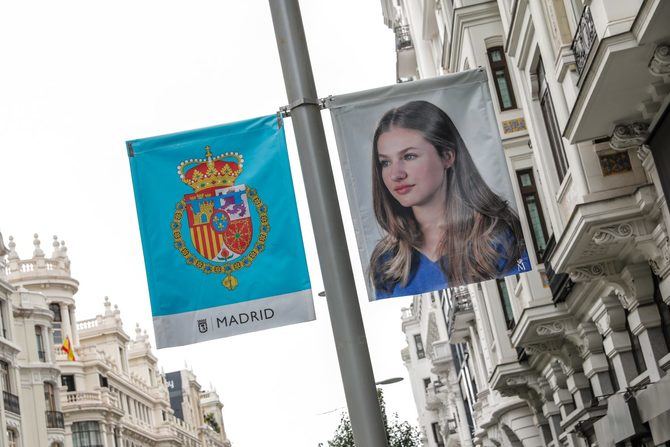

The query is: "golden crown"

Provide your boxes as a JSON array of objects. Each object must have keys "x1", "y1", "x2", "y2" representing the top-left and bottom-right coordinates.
[{"x1": 177, "y1": 146, "x2": 244, "y2": 192}]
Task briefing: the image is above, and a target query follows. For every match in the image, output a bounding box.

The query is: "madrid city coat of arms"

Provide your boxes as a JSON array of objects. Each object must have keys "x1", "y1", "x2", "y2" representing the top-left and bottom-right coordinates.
[{"x1": 171, "y1": 146, "x2": 269, "y2": 290}]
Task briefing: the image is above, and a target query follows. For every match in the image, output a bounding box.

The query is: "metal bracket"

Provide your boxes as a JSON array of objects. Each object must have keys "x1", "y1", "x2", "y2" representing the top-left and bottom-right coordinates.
[{"x1": 277, "y1": 95, "x2": 333, "y2": 123}]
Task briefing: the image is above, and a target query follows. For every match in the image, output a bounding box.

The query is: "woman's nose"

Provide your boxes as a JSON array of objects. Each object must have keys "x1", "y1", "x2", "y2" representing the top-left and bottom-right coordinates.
[{"x1": 390, "y1": 162, "x2": 407, "y2": 181}]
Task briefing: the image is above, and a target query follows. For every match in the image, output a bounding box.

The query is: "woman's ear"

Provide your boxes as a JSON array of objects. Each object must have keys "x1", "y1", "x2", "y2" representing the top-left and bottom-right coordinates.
[{"x1": 442, "y1": 150, "x2": 455, "y2": 169}]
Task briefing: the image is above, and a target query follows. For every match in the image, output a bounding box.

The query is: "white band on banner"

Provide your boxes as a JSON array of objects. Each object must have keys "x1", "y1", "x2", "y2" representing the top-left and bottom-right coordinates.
[{"x1": 153, "y1": 289, "x2": 314, "y2": 348}]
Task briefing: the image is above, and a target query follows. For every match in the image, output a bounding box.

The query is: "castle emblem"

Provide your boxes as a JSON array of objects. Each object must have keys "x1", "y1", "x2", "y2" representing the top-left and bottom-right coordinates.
[{"x1": 171, "y1": 146, "x2": 269, "y2": 290}]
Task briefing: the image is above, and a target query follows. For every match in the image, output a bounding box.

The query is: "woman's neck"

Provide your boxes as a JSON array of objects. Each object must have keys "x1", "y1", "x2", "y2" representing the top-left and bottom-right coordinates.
[{"x1": 413, "y1": 202, "x2": 446, "y2": 262}]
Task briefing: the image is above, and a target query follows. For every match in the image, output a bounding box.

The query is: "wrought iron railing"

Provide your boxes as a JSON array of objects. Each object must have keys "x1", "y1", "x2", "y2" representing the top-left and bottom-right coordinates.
[
  {"x1": 571, "y1": 6, "x2": 597, "y2": 76},
  {"x1": 3, "y1": 391, "x2": 20, "y2": 414},
  {"x1": 46, "y1": 410, "x2": 64, "y2": 428},
  {"x1": 394, "y1": 25, "x2": 413, "y2": 51}
]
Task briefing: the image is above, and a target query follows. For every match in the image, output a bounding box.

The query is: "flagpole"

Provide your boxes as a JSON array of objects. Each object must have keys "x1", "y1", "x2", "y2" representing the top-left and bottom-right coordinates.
[{"x1": 269, "y1": 1, "x2": 389, "y2": 446}]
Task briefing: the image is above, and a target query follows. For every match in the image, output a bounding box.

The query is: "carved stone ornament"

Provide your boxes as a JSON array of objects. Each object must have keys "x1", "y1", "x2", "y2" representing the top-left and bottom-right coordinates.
[
  {"x1": 569, "y1": 263, "x2": 607, "y2": 282},
  {"x1": 536, "y1": 321, "x2": 567, "y2": 336},
  {"x1": 649, "y1": 44, "x2": 670, "y2": 76},
  {"x1": 592, "y1": 223, "x2": 635, "y2": 245},
  {"x1": 505, "y1": 376, "x2": 530, "y2": 386},
  {"x1": 637, "y1": 144, "x2": 652, "y2": 162},
  {"x1": 524, "y1": 339, "x2": 565, "y2": 355},
  {"x1": 648, "y1": 236, "x2": 670, "y2": 275},
  {"x1": 609, "y1": 122, "x2": 649, "y2": 151}
]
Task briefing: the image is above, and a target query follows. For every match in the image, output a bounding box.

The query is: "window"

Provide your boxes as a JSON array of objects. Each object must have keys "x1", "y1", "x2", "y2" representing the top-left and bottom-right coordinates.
[
  {"x1": 99, "y1": 374, "x2": 109, "y2": 388},
  {"x1": 36, "y1": 325, "x2": 46, "y2": 362},
  {"x1": 61, "y1": 374, "x2": 76, "y2": 392},
  {"x1": 516, "y1": 169, "x2": 550, "y2": 261},
  {"x1": 50, "y1": 303, "x2": 63, "y2": 344},
  {"x1": 44, "y1": 382, "x2": 56, "y2": 411},
  {"x1": 423, "y1": 377, "x2": 431, "y2": 390},
  {"x1": 72, "y1": 421, "x2": 103, "y2": 447},
  {"x1": 0, "y1": 302, "x2": 7, "y2": 339},
  {"x1": 7, "y1": 429, "x2": 18, "y2": 447},
  {"x1": 432, "y1": 422, "x2": 445, "y2": 447},
  {"x1": 487, "y1": 46, "x2": 517, "y2": 111},
  {"x1": 537, "y1": 58, "x2": 569, "y2": 183},
  {"x1": 414, "y1": 334, "x2": 426, "y2": 359},
  {"x1": 496, "y1": 279, "x2": 515, "y2": 330},
  {"x1": 1, "y1": 360, "x2": 11, "y2": 393}
]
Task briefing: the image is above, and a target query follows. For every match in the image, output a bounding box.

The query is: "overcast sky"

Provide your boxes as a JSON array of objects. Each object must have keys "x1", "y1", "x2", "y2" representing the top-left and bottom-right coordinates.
[{"x1": 0, "y1": 1, "x2": 420, "y2": 445}]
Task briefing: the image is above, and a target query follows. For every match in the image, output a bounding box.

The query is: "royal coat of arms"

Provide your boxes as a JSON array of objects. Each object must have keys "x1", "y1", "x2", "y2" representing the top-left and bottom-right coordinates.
[{"x1": 171, "y1": 146, "x2": 269, "y2": 290}]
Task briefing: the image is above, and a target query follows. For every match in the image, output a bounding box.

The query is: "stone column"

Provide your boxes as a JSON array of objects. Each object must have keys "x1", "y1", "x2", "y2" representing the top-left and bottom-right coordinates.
[
  {"x1": 99, "y1": 421, "x2": 109, "y2": 447},
  {"x1": 576, "y1": 322, "x2": 615, "y2": 399},
  {"x1": 627, "y1": 303, "x2": 668, "y2": 381},
  {"x1": 565, "y1": 371, "x2": 593, "y2": 410},
  {"x1": 60, "y1": 302, "x2": 72, "y2": 341},
  {"x1": 593, "y1": 294, "x2": 639, "y2": 387},
  {"x1": 543, "y1": 362, "x2": 576, "y2": 420},
  {"x1": 70, "y1": 305, "x2": 79, "y2": 346}
]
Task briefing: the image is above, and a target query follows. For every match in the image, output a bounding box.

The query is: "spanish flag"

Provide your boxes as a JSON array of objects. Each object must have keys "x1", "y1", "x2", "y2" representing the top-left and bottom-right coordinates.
[{"x1": 61, "y1": 336, "x2": 76, "y2": 361}]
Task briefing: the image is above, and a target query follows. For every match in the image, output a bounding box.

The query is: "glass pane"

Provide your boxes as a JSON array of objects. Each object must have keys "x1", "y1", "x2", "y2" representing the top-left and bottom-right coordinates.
[
  {"x1": 525, "y1": 196, "x2": 547, "y2": 251},
  {"x1": 490, "y1": 49, "x2": 502, "y2": 62},
  {"x1": 497, "y1": 280, "x2": 515, "y2": 328},
  {"x1": 520, "y1": 173, "x2": 532, "y2": 187},
  {"x1": 495, "y1": 70, "x2": 513, "y2": 109}
]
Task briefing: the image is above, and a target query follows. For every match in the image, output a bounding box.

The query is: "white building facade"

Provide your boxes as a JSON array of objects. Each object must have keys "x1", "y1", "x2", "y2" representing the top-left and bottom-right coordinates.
[
  {"x1": 383, "y1": 0, "x2": 670, "y2": 446},
  {"x1": 1, "y1": 233, "x2": 232, "y2": 447}
]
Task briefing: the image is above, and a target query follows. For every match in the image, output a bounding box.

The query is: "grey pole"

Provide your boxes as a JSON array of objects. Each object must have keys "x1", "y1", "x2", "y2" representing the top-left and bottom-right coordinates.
[{"x1": 269, "y1": 1, "x2": 389, "y2": 446}]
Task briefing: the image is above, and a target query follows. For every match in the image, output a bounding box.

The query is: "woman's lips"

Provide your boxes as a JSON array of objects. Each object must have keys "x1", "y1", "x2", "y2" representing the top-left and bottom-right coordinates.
[{"x1": 394, "y1": 184, "x2": 413, "y2": 195}]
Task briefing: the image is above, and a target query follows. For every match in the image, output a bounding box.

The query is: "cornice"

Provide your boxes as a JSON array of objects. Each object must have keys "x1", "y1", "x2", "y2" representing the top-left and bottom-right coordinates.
[{"x1": 448, "y1": 1, "x2": 500, "y2": 72}]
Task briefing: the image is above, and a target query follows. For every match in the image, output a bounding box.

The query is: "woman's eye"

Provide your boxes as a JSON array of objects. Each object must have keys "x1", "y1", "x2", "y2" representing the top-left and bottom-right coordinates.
[
  {"x1": 404, "y1": 153, "x2": 417, "y2": 160},
  {"x1": 379, "y1": 159, "x2": 391, "y2": 168}
]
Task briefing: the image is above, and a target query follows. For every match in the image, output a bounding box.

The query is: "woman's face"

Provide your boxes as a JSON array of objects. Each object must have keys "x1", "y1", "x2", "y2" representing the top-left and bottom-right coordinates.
[{"x1": 377, "y1": 126, "x2": 454, "y2": 209}]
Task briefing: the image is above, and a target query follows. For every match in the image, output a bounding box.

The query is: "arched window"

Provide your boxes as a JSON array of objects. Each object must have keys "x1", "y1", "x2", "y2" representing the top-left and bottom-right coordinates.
[
  {"x1": 7, "y1": 428, "x2": 18, "y2": 447},
  {"x1": 50, "y1": 303, "x2": 63, "y2": 345}
]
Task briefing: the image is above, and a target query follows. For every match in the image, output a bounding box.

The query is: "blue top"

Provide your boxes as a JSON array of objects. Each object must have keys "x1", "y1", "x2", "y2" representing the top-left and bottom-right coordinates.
[{"x1": 374, "y1": 233, "x2": 532, "y2": 299}]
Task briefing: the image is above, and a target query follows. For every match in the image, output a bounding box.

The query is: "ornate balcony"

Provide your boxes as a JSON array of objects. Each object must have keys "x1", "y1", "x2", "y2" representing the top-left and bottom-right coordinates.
[
  {"x1": 430, "y1": 340, "x2": 453, "y2": 374},
  {"x1": 3, "y1": 391, "x2": 20, "y2": 414},
  {"x1": 62, "y1": 389, "x2": 123, "y2": 417},
  {"x1": 446, "y1": 289, "x2": 474, "y2": 343},
  {"x1": 393, "y1": 24, "x2": 417, "y2": 83},
  {"x1": 571, "y1": 6, "x2": 597, "y2": 77},
  {"x1": 563, "y1": 3, "x2": 670, "y2": 144},
  {"x1": 46, "y1": 410, "x2": 64, "y2": 429}
]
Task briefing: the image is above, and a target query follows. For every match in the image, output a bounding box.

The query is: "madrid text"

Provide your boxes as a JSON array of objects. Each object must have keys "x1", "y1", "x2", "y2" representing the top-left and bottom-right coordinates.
[{"x1": 216, "y1": 308, "x2": 275, "y2": 328}]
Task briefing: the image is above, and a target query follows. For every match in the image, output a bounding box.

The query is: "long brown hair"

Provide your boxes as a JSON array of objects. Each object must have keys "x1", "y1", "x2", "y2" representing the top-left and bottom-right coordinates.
[{"x1": 370, "y1": 101, "x2": 524, "y2": 292}]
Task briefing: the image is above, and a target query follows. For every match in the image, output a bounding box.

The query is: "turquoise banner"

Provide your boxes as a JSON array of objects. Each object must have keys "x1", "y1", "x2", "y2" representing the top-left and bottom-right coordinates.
[{"x1": 128, "y1": 115, "x2": 314, "y2": 348}]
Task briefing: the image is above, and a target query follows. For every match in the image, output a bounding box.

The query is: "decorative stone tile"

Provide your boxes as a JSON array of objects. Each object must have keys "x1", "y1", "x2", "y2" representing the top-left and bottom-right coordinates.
[
  {"x1": 598, "y1": 151, "x2": 632, "y2": 176},
  {"x1": 502, "y1": 117, "x2": 527, "y2": 134}
]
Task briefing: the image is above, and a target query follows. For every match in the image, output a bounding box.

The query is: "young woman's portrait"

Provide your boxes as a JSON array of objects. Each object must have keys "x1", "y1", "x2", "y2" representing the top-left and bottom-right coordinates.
[{"x1": 368, "y1": 100, "x2": 530, "y2": 298}]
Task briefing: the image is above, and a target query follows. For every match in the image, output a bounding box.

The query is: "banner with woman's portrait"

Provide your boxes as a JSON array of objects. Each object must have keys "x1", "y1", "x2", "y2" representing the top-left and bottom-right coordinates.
[{"x1": 328, "y1": 69, "x2": 531, "y2": 300}]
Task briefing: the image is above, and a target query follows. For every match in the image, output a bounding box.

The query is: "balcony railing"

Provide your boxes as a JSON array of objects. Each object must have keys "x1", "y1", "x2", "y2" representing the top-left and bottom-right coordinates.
[
  {"x1": 3, "y1": 391, "x2": 20, "y2": 415},
  {"x1": 571, "y1": 6, "x2": 597, "y2": 76},
  {"x1": 446, "y1": 290, "x2": 474, "y2": 338},
  {"x1": 46, "y1": 410, "x2": 64, "y2": 429},
  {"x1": 394, "y1": 25, "x2": 413, "y2": 51}
]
